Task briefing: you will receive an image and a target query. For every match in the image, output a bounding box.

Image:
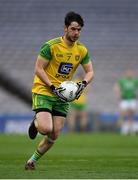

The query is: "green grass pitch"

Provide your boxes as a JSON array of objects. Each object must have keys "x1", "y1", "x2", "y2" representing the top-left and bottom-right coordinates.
[{"x1": 0, "y1": 132, "x2": 138, "y2": 179}]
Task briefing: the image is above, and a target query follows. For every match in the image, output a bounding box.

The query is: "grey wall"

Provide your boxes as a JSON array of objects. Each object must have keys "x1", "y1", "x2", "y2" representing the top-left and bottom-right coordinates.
[{"x1": 0, "y1": 0, "x2": 138, "y2": 113}]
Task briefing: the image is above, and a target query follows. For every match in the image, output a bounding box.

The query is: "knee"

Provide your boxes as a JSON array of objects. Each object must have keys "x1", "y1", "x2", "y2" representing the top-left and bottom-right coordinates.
[
  {"x1": 38, "y1": 124, "x2": 53, "y2": 135},
  {"x1": 35, "y1": 111, "x2": 53, "y2": 135}
]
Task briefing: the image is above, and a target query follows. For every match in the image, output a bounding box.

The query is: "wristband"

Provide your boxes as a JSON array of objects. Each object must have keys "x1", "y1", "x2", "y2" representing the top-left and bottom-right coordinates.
[{"x1": 82, "y1": 80, "x2": 87, "y2": 87}]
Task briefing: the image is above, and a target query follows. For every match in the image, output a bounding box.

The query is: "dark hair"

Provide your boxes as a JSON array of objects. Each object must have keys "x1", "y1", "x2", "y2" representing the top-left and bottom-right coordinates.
[{"x1": 64, "y1": 11, "x2": 84, "y2": 27}]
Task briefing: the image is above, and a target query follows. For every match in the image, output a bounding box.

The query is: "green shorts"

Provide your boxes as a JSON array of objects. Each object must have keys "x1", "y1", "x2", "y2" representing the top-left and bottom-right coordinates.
[
  {"x1": 32, "y1": 93, "x2": 70, "y2": 117},
  {"x1": 71, "y1": 103, "x2": 87, "y2": 111}
]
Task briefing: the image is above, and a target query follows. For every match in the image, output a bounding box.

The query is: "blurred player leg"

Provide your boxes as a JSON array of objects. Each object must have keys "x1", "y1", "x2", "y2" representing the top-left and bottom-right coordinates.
[
  {"x1": 67, "y1": 109, "x2": 77, "y2": 132},
  {"x1": 119, "y1": 100, "x2": 137, "y2": 135},
  {"x1": 79, "y1": 110, "x2": 88, "y2": 132}
]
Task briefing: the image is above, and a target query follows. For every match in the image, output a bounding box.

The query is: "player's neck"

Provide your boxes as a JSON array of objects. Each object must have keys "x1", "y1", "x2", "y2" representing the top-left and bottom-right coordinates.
[{"x1": 62, "y1": 36, "x2": 75, "y2": 47}]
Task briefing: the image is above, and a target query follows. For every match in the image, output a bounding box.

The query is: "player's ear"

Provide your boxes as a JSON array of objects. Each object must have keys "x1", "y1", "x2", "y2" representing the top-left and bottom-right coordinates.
[{"x1": 64, "y1": 25, "x2": 68, "y2": 33}]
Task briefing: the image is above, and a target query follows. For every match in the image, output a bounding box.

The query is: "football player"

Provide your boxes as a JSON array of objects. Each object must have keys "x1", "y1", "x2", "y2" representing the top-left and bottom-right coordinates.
[{"x1": 25, "y1": 11, "x2": 94, "y2": 170}]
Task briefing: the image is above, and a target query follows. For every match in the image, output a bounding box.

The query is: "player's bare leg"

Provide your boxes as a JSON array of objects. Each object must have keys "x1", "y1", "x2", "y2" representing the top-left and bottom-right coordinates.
[
  {"x1": 127, "y1": 109, "x2": 135, "y2": 134},
  {"x1": 25, "y1": 114, "x2": 65, "y2": 170},
  {"x1": 79, "y1": 110, "x2": 88, "y2": 132},
  {"x1": 119, "y1": 109, "x2": 134, "y2": 135},
  {"x1": 67, "y1": 109, "x2": 77, "y2": 132},
  {"x1": 118, "y1": 109, "x2": 127, "y2": 134},
  {"x1": 28, "y1": 111, "x2": 53, "y2": 139}
]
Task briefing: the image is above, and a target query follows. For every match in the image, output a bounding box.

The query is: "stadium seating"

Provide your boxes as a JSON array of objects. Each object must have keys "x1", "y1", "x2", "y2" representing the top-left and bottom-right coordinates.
[{"x1": 0, "y1": 0, "x2": 138, "y2": 113}]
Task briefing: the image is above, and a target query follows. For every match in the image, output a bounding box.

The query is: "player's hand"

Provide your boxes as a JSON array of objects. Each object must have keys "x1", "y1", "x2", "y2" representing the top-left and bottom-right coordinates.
[
  {"x1": 50, "y1": 85, "x2": 67, "y2": 102},
  {"x1": 75, "y1": 80, "x2": 87, "y2": 99}
]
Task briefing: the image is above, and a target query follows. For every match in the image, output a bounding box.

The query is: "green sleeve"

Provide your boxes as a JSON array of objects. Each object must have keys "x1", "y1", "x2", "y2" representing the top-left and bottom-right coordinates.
[
  {"x1": 39, "y1": 43, "x2": 52, "y2": 60},
  {"x1": 81, "y1": 52, "x2": 90, "y2": 65},
  {"x1": 136, "y1": 79, "x2": 138, "y2": 87}
]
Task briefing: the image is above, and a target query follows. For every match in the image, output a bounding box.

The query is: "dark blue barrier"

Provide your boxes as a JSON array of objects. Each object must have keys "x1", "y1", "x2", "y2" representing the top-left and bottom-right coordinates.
[
  {"x1": 0, "y1": 113, "x2": 138, "y2": 133},
  {"x1": 99, "y1": 113, "x2": 119, "y2": 123},
  {"x1": 99, "y1": 113, "x2": 138, "y2": 123},
  {"x1": 0, "y1": 114, "x2": 33, "y2": 133}
]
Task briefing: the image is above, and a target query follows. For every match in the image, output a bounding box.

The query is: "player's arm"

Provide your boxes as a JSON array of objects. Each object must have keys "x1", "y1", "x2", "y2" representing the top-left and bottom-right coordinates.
[
  {"x1": 114, "y1": 83, "x2": 121, "y2": 99},
  {"x1": 34, "y1": 55, "x2": 52, "y2": 87},
  {"x1": 82, "y1": 60, "x2": 94, "y2": 84},
  {"x1": 136, "y1": 79, "x2": 138, "y2": 96},
  {"x1": 35, "y1": 55, "x2": 67, "y2": 101},
  {"x1": 75, "y1": 60, "x2": 94, "y2": 99}
]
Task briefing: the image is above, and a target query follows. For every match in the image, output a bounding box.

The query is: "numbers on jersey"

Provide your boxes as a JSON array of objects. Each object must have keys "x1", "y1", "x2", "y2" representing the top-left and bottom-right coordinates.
[{"x1": 67, "y1": 55, "x2": 71, "y2": 61}]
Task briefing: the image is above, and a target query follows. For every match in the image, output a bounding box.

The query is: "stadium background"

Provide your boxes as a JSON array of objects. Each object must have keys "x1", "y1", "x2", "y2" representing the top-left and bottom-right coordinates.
[{"x1": 0, "y1": 0, "x2": 138, "y2": 133}]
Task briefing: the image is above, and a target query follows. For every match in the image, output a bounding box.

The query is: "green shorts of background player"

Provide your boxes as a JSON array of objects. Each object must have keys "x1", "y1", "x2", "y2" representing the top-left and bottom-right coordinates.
[{"x1": 71, "y1": 102, "x2": 87, "y2": 111}]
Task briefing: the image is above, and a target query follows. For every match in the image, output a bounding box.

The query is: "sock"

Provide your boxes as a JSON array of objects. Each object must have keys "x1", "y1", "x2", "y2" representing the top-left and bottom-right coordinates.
[{"x1": 30, "y1": 150, "x2": 43, "y2": 162}]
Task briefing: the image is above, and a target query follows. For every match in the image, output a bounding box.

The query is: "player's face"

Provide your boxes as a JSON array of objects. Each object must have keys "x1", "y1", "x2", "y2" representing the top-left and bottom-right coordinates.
[
  {"x1": 126, "y1": 69, "x2": 134, "y2": 78},
  {"x1": 65, "y1": 22, "x2": 82, "y2": 43}
]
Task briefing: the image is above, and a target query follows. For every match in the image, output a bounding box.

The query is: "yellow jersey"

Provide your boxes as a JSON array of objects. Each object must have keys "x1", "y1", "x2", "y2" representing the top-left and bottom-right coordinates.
[{"x1": 32, "y1": 37, "x2": 90, "y2": 97}]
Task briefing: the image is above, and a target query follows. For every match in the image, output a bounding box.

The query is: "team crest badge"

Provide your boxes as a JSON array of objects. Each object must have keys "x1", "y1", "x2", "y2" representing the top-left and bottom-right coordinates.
[{"x1": 75, "y1": 55, "x2": 80, "y2": 61}]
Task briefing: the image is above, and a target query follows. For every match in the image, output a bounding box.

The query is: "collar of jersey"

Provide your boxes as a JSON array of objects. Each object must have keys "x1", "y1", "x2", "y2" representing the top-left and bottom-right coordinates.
[{"x1": 61, "y1": 36, "x2": 76, "y2": 49}]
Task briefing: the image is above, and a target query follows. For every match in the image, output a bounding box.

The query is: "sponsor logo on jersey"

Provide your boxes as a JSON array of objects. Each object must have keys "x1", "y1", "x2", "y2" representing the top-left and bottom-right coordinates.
[
  {"x1": 66, "y1": 53, "x2": 72, "y2": 55},
  {"x1": 56, "y1": 53, "x2": 63, "y2": 58},
  {"x1": 58, "y1": 62, "x2": 73, "y2": 75},
  {"x1": 55, "y1": 74, "x2": 70, "y2": 79}
]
